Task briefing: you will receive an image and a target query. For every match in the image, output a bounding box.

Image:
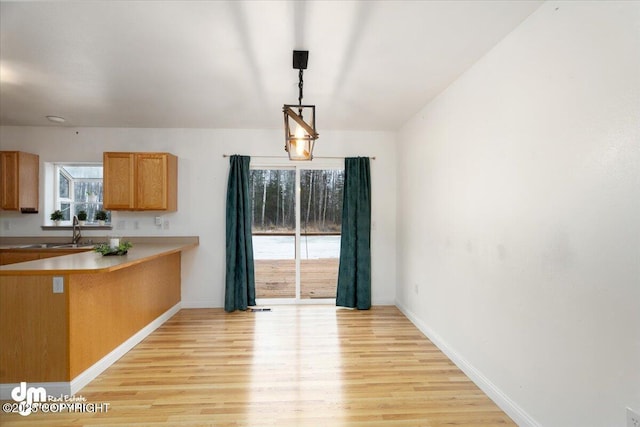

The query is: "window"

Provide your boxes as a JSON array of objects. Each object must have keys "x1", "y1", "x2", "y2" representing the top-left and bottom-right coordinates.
[{"x1": 54, "y1": 164, "x2": 108, "y2": 224}]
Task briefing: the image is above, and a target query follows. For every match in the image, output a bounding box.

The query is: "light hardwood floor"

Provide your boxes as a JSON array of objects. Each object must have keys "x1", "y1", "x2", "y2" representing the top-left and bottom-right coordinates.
[{"x1": 1, "y1": 306, "x2": 515, "y2": 426}]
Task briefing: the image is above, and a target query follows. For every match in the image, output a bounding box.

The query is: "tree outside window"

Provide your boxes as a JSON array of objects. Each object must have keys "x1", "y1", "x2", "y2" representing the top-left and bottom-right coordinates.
[{"x1": 55, "y1": 165, "x2": 108, "y2": 224}]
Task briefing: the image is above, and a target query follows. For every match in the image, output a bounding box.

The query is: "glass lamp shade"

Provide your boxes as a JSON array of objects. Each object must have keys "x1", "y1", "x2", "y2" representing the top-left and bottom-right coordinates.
[
  {"x1": 288, "y1": 135, "x2": 314, "y2": 160},
  {"x1": 283, "y1": 104, "x2": 318, "y2": 161}
]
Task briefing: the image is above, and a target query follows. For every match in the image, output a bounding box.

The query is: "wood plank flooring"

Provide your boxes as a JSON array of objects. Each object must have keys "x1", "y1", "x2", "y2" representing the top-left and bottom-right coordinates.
[
  {"x1": 255, "y1": 258, "x2": 339, "y2": 299},
  {"x1": 0, "y1": 306, "x2": 515, "y2": 426}
]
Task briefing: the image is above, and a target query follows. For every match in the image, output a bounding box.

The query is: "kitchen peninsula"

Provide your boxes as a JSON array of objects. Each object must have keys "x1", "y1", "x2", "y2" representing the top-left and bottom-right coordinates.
[{"x1": 0, "y1": 237, "x2": 198, "y2": 398}]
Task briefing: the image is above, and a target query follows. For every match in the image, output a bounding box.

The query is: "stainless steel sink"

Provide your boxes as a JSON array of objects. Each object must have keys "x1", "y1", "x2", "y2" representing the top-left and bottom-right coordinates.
[
  {"x1": 13, "y1": 243, "x2": 60, "y2": 248},
  {"x1": 12, "y1": 243, "x2": 94, "y2": 249},
  {"x1": 52, "y1": 243, "x2": 95, "y2": 249}
]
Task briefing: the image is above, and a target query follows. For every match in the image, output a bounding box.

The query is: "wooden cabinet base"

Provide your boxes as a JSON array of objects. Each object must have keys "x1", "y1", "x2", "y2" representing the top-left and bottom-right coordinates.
[
  {"x1": 0, "y1": 275, "x2": 69, "y2": 382},
  {"x1": 0, "y1": 252, "x2": 181, "y2": 390},
  {"x1": 0, "y1": 248, "x2": 93, "y2": 265},
  {"x1": 69, "y1": 253, "x2": 180, "y2": 378}
]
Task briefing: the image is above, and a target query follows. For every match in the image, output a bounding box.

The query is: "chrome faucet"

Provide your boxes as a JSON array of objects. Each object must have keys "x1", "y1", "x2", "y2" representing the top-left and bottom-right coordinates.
[{"x1": 72, "y1": 215, "x2": 82, "y2": 244}]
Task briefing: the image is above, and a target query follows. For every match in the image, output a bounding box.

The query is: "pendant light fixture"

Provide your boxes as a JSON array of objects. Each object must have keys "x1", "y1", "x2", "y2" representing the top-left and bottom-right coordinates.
[{"x1": 283, "y1": 50, "x2": 318, "y2": 161}]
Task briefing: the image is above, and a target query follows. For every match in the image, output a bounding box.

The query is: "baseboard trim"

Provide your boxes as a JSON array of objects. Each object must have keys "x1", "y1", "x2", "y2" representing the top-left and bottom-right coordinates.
[
  {"x1": 395, "y1": 300, "x2": 540, "y2": 427},
  {"x1": 70, "y1": 302, "x2": 182, "y2": 394},
  {"x1": 181, "y1": 299, "x2": 220, "y2": 308},
  {"x1": 181, "y1": 298, "x2": 397, "y2": 308},
  {"x1": 0, "y1": 382, "x2": 70, "y2": 400},
  {"x1": 1, "y1": 302, "x2": 181, "y2": 400}
]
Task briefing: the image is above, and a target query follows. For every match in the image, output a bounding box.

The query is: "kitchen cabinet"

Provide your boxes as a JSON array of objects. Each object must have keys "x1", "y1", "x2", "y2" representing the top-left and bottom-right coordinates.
[
  {"x1": 0, "y1": 249, "x2": 92, "y2": 266},
  {"x1": 0, "y1": 240, "x2": 197, "y2": 384},
  {"x1": 103, "y1": 152, "x2": 135, "y2": 209},
  {"x1": 0, "y1": 151, "x2": 39, "y2": 212},
  {"x1": 103, "y1": 152, "x2": 177, "y2": 211},
  {"x1": 0, "y1": 251, "x2": 39, "y2": 265}
]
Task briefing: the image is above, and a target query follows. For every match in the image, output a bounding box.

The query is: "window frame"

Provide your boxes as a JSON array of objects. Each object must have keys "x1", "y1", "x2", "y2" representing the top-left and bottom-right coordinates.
[
  {"x1": 250, "y1": 158, "x2": 344, "y2": 305},
  {"x1": 52, "y1": 163, "x2": 106, "y2": 225}
]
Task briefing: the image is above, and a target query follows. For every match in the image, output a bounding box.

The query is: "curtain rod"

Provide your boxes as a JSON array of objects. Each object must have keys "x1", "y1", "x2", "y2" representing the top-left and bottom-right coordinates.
[{"x1": 222, "y1": 154, "x2": 376, "y2": 160}]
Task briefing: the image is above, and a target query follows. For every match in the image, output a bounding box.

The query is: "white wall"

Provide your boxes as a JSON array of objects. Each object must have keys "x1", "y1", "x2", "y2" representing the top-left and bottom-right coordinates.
[
  {"x1": 396, "y1": 2, "x2": 639, "y2": 426},
  {"x1": 0, "y1": 126, "x2": 397, "y2": 307}
]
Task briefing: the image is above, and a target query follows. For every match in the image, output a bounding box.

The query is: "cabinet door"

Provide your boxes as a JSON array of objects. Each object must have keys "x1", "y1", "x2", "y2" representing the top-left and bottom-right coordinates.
[
  {"x1": 103, "y1": 152, "x2": 135, "y2": 209},
  {"x1": 0, "y1": 251, "x2": 40, "y2": 265},
  {"x1": 136, "y1": 153, "x2": 169, "y2": 210},
  {"x1": 0, "y1": 152, "x2": 18, "y2": 210},
  {"x1": 18, "y1": 152, "x2": 39, "y2": 211}
]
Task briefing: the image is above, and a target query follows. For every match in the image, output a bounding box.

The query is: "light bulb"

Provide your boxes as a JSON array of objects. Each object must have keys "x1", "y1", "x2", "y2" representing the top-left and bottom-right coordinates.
[{"x1": 295, "y1": 126, "x2": 306, "y2": 156}]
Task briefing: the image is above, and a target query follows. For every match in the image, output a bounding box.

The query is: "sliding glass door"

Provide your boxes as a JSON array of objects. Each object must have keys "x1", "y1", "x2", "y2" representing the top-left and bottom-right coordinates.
[
  {"x1": 299, "y1": 169, "x2": 343, "y2": 299},
  {"x1": 251, "y1": 169, "x2": 296, "y2": 299},
  {"x1": 250, "y1": 164, "x2": 343, "y2": 304}
]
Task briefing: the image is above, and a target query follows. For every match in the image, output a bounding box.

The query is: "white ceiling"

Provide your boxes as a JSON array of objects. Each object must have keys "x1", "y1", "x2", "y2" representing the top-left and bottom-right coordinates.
[{"x1": 0, "y1": 1, "x2": 543, "y2": 131}]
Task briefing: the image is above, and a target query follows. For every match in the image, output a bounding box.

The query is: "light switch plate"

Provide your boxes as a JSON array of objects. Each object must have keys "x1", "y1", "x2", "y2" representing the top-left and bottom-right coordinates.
[{"x1": 52, "y1": 276, "x2": 64, "y2": 293}]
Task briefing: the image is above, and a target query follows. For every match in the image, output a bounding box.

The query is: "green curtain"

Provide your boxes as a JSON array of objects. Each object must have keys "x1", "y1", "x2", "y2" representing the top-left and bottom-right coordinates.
[
  {"x1": 224, "y1": 155, "x2": 256, "y2": 312},
  {"x1": 336, "y1": 157, "x2": 371, "y2": 309}
]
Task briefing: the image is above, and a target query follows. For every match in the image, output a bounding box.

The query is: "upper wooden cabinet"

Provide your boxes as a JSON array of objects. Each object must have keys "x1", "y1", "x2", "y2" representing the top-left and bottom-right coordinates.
[
  {"x1": 103, "y1": 152, "x2": 177, "y2": 211},
  {"x1": 103, "y1": 152, "x2": 135, "y2": 209},
  {"x1": 0, "y1": 151, "x2": 39, "y2": 212}
]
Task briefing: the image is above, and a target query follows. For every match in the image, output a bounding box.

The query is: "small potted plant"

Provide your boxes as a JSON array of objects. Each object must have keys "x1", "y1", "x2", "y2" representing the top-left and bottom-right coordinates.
[
  {"x1": 50, "y1": 210, "x2": 64, "y2": 226},
  {"x1": 95, "y1": 210, "x2": 108, "y2": 226},
  {"x1": 94, "y1": 240, "x2": 132, "y2": 256},
  {"x1": 77, "y1": 210, "x2": 88, "y2": 226}
]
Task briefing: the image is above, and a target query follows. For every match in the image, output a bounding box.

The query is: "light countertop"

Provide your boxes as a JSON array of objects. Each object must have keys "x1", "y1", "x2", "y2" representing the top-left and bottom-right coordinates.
[{"x1": 0, "y1": 238, "x2": 198, "y2": 275}]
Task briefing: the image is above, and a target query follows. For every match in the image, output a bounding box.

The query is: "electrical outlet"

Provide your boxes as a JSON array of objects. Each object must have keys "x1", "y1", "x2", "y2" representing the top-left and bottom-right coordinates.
[
  {"x1": 414, "y1": 283, "x2": 419, "y2": 294},
  {"x1": 134, "y1": 220, "x2": 140, "y2": 230},
  {"x1": 52, "y1": 277, "x2": 64, "y2": 294},
  {"x1": 163, "y1": 219, "x2": 170, "y2": 230},
  {"x1": 628, "y1": 408, "x2": 640, "y2": 427},
  {"x1": 155, "y1": 216, "x2": 162, "y2": 226}
]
